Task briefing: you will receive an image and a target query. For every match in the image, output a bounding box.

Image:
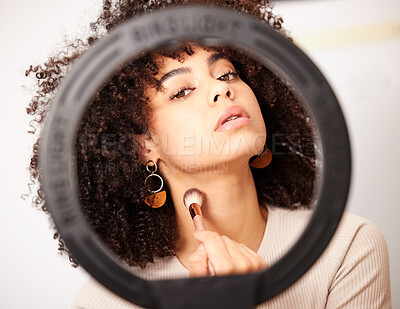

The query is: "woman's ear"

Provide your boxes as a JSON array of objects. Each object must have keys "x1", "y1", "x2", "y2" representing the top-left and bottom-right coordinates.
[{"x1": 135, "y1": 132, "x2": 160, "y2": 165}]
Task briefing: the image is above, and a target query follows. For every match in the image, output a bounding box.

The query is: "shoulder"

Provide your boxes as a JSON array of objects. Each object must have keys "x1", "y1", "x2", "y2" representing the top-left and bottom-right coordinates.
[
  {"x1": 266, "y1": 206, "x2": 390, "y2": 271},
  {"x1": 322, "y1": 212, "x2": 392, "y2": 308},
  {"x1": 268, "y1": 205, "x2": 389, "y2": 255},
  {"x1": 71, "y1": 277, "x2": 145, "y2": 309},
  {"x1": 325, "y1": 211, "x2": 391, "y2": 282},
  {"x1": 303, "y1": 210, "x2": 390, "y2": 266},
  {"x1": 328, "y1": 211, "x2": 389, "y2": 256}
]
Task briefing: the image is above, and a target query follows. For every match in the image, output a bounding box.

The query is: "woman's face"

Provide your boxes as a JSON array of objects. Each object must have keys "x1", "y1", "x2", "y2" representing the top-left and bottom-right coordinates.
[{"x1": 142, "y1": 44, "x2": 267, "y2": 173}]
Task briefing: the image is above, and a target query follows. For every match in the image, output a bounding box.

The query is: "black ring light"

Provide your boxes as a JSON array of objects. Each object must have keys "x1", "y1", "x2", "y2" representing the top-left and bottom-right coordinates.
[{"x1": 39, "y1": 5, "x2": 351, "y2": 309}]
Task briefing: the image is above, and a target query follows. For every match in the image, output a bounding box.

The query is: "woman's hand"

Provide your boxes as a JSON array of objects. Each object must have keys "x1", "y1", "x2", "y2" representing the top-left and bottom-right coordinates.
[{"x1": 188, "y1": 230, "x2": 268, "y2": 278}]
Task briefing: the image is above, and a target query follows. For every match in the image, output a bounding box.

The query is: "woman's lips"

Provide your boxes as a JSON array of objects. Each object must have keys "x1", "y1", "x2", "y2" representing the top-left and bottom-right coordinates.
[
  {"x1": 214, "y1": 105, "x2": 251, "y2": 132},
  {"x1": 216, "y1": 117, "x2": 251, "y2": 132}
]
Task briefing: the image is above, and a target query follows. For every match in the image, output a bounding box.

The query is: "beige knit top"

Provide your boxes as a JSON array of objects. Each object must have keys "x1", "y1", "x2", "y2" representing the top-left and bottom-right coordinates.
[{"x1": 72, "y1": 205, "x2": 392, "y2": 308}]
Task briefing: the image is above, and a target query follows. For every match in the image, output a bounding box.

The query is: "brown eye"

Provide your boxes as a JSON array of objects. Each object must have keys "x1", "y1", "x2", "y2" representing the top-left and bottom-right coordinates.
[
  {"x1": 218, "y1": 70, "x2": 239, "y2": 81},
  {"x1": 169, "y1": 87, "x2": 192, "y2": 100}
]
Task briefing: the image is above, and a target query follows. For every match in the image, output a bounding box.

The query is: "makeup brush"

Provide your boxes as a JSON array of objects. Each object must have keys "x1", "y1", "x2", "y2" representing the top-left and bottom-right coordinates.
[
  {"x1": 183, "y1": 188, "x2": 207, "y2": 231},
  {"x1": 183, "y1": 187, "x2": 215, "y2": 276}
]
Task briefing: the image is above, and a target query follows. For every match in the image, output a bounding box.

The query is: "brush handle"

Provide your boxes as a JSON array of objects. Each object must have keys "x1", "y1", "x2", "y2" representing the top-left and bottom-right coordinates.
[
  {"x1": 189, "y1": 204, "x2": 216, "y2": 276},
  {"x1": 192, "y1": 214, "x2": 207, "y2": 231}
]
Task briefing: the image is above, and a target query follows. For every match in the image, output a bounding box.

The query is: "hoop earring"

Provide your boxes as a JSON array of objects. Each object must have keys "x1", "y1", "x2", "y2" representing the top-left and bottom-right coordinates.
[
  {"x1": 144, "y1": 160, "x2": 167, "y2": 208},
  {"x1": 249, "y1": 144, "x2": 272, "y2": 169}
]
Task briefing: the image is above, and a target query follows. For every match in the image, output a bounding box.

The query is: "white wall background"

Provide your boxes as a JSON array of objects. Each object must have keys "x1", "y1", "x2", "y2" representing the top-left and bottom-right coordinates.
[{"x1": 1, "y1": 0, "x2": 398, "y2": 308}]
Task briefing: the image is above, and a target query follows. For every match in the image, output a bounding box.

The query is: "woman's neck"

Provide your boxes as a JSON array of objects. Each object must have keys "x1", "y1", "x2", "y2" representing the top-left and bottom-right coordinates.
[{"x1": 161, "y1": 160, "x2": 268, "y2": 265}]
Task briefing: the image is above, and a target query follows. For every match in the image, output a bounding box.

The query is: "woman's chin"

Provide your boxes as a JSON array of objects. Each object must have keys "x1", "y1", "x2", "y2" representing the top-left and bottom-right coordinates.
[
  {"x1": 168, "y1": 153, "x2": 256, "y2": 174},
  {"x1": 215, "y1": 132, "x2": 266, "y2": 158}
]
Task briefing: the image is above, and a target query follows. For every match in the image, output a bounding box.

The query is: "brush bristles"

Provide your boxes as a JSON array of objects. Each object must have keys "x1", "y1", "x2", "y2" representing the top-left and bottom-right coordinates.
[{"x1": 183, "y1": 188, "x2": 206, "y2": 209}]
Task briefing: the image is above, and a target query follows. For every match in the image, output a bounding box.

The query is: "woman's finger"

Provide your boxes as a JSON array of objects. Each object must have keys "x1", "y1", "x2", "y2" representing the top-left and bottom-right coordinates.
[
  {"x1": 219, "y1": 235, "x2": 254, "y2": 273},
  {"x1": 193, "y1": 231, "x2": 233, "y2": 274},
  {"x1": 188, "y1": 244, "x2": 209, "y2": 278},
  {"x1": 221, "y1": 236, "x2": 267, "y2": 273},
  {"x1": 238, "y1": 243, "x2": 268, "y2": 271}
]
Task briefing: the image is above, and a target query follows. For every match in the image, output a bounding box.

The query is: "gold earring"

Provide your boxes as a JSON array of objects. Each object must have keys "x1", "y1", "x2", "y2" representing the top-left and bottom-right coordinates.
[
  {"x1": 249, "y1": 144, "x2": 272, "y2": 169},
  {"x1": 144, "y1": 160, "x2": 167, "y2": 208}
]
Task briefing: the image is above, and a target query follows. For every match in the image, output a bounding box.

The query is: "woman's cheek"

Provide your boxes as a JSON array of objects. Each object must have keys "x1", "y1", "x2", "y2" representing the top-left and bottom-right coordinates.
[{"x1": 158, "y1": 120, "x2": 193, "y2": 156}]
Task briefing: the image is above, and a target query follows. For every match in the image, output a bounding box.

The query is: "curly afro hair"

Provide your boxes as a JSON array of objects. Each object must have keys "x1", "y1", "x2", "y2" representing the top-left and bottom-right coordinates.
[{"x1": 25, "y1": 0, "x2": 317, "y2": 269}]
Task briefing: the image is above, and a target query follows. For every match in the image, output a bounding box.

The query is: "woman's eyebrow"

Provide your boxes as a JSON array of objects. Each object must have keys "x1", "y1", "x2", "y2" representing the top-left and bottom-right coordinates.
[{"x1": 159, "y1": 53, "x2": 228, "y2": 87}]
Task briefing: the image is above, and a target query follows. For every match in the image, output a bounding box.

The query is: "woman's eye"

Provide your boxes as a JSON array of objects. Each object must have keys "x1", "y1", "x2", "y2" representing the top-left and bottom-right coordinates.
[
  {"x1": 169, "y1": 87, "x2": 192, "y2": 100},
  {"x1": 168, "y1": 70, "x2": 239, "y2": 100},
  {"x1": 218, "y1": 70, "x2": 239, "y2": 81}
]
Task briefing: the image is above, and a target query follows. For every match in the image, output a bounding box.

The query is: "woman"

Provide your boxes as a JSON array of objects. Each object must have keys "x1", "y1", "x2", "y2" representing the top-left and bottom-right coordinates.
[{"x1": 25, "y1": 0, "x2": 391, "y2": 308}]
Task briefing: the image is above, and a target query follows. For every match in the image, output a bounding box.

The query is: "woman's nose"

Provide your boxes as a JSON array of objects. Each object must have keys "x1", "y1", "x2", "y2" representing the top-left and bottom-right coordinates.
[{"x1": 210, "y1": 83, "x2": 234, "y2": 105}]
